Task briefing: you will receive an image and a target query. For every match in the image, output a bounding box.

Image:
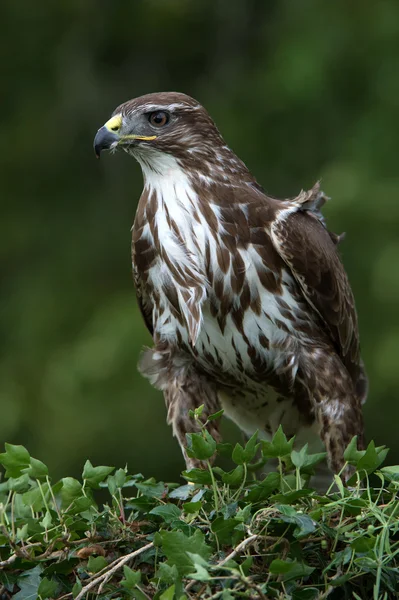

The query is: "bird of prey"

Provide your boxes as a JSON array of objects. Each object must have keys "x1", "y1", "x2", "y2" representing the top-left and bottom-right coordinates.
[{"x1": 94, "y1": 92, "x2": 367, "y2": 478}]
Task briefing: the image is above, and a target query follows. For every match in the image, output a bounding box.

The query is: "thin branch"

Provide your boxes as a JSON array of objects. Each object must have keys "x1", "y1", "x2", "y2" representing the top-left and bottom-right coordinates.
[{"x1": 73, "y1": 542, "x2": 154, "y2": 600}]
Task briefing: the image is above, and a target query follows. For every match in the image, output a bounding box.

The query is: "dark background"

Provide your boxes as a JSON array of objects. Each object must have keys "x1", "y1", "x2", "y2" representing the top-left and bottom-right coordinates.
[{"x1": 2, "y1": 0, "x2": 399, "y2": 480}]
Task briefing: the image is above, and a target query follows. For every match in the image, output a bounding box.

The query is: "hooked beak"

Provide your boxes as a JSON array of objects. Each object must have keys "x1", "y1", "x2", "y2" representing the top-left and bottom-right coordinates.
[{"x1": 93, "y1": 126, "x2": 120, "y2": 158}]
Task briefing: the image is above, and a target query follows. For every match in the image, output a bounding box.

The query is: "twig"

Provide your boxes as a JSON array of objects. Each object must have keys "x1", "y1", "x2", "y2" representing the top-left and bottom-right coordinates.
[
  {"x1": 185, "y1": 534, "x2": 259, "y2": 594},
  {"x1": 0, "y1": 553, "x2": 18, "y2": 568},
  {"x1": 218, "y1": 533, "x2": 259, "y2": 567},
  {"x1": 74, "y1": 542, "x2": 154, "y2": 600}
]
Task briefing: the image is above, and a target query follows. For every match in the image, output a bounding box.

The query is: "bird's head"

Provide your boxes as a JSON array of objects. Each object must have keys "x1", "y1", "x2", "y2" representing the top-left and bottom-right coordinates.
[{"x1": 93, "y1": 92, "x2": 227, "y2": 173}]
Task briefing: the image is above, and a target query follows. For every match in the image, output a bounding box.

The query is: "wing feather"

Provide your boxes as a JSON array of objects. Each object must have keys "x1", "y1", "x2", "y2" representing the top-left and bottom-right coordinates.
[{"x1": 269, "y1": 190, "x2": 367, "y2": 401}]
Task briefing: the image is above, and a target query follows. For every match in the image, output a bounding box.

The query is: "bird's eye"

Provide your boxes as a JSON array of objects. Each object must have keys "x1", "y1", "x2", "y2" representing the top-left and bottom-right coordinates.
[{"x1": 148, "y1": 111, "x2": 169, "y2": 128}]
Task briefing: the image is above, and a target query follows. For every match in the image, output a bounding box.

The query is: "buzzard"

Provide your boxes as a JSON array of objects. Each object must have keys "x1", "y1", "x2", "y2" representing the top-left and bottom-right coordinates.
[{"x1": 94, "y1": 92, "x2": 367, "y2": 478}]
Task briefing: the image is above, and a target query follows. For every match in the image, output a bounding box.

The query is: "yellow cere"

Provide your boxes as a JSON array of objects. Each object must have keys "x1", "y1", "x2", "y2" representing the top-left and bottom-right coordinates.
[{"x1": 104, "y1": 114, "x2": 123, "y2": 132}]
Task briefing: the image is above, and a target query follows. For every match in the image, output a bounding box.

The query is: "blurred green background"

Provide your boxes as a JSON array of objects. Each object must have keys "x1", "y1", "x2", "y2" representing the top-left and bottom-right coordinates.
[{"x1": 1, "y1": 0, "x2": 399, "y2": 481}]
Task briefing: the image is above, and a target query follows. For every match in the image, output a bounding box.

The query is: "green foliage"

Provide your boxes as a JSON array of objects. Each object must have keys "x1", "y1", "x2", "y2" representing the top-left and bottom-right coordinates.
[{"x1": 1, "y1": 425, "x2": 398, "y2": 599}]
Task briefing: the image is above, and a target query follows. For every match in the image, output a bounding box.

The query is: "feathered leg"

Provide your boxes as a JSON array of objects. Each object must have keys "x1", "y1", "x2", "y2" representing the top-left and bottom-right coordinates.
[
  {"x1": 139, "y1": 347, "x2": 222, "y2": 470},
  {"x1": 164, "y1": 372, "x2": 222, "y2": 470},
  {"x1": 300, "y1": 350, "x2": 365, "y2": 480}
]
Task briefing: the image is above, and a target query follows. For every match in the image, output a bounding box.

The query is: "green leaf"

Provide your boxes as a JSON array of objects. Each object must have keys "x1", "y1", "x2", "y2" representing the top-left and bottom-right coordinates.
[
  {"x1": 121, "y1": 565, "x2": 141, "y2": 589},
  {"x1": 7, "y1": 474, "x2": 31, "y2": 492},
  {"x1": 344, "y1": 436, "x2": 363, "y2": 464},
  {"x1": 38, "y1": 577, "x2": 58, "y2": 599},
  {"x1": 222, "y1": 464, "x2": 244, "y2": 486},
  {"x1": 182, "y1": 469, "x2": 212, "y2": 485},
  {"x1": 135, "y1": 479, "x2": 166, "y2": 498},
  {"x1": 150, "y1": 503, "x2": 182, "y2": 523},
  {"x1": 82, "y1": 460, "x2": 114, "y2": 488},
  {"x1": 276, "y1": 504, "x2": 317, "y2": 538},
  {"x1": 156, "y1": 562, "x2": 179, "y2": 585},
  {"x1": 208, "y1": 409, "x2": 224, "y2": 421},
  {"x1": 160, "y1": 529, "x2": 212, "y2": 576},
  {"x1": 13, "y1": 565, "x2": 42, "y2": 600},
  {"x1": 16, "y1": 522, "x2": 29, "y2": 541},
  {"x1": 269, "y1": 559, "x2": 314, "y2": 581},
  {"x1": 160, "y1": 585, "x2": 176, "y2": 600},
  {"x1": 115, "y1": 467, "x2": 127, "y2": 487},
  {"x1": 23, "y1": 457, "x2": 49, "y2": 480},
  {"x1": 72, "y1": 579, "x2": 82, "y2": 598},
  {"x1": 186, "y1": 430, "x2": 216, "y2": 460},
  {"x1": 262, "y1": 426, "x2": 295, "y2": 458},
  {"x1": 183, "y1": 501, "x2": 202, "y2": 514},
  {"x1": 216, "y1": 442, "x2": 234, "y2": 459},
  {"x1": 40, "y1": 510, "x2": 53, "y2": 529},
  {"x1": 232, "y1": 443, "x2": 245, "y2": 465},
  {"x1": 246, "y1": 471, "x2": 280, "y2": 502},
  {"x1": 243, "y1": 431, "x2": 260, "y2": 462},
  {"x1": 23, "y1": 483, "x2": 51, "y2": 512},
  {"x1": 186, "y1": 552, "x2": 211, "y2": 581},
  {"x1": 87, "y1": 555, "x2": 108, "y2": 573},
  {"x1": 291, "y1": 444, "x2": 327, "y2": 471},
  {"x1": 0, "y1": 443, "x2": 31, "y2": 478},
  {"x1": 381, "y1": 465, "x2": 399, "y2": 482},
  {"x1": 211, "y1": 516, "x2": 240, "y2": 545},
  {"x1": 169, "y1": 484, "x2": 195, "y2": 500},
  {"x1": 356, "y1": 441, "x2": 389, "y2": 474},
  {"x1": 60, "y1": 477, "x2": 83, "y2": 507}
]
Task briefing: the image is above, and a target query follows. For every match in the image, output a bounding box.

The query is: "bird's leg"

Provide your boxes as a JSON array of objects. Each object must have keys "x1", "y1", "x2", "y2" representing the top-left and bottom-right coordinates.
[
  {"x1": 164, "y1": 373, "x2": 222, "y2": 471},
  {"x1": 300, "y1": 350, "x2": 365, "y2": 483}
]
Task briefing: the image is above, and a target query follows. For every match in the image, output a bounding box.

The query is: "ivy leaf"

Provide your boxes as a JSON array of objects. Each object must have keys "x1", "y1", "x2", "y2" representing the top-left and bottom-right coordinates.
[
  {"x1": 216, "y1": 442, "x2": 234, "y2": 459},
  {"x1": 169, "y1": 484, "x2": 195, "y2": 500},
  {"x1": 13, "y1": 565, "x2": 42, "y2": 599},
  {"x1": 182, "y1": 469, "x2": 212, "y2": 485},
  {"x1": 246, "y1": 471, "x2": 280, "y2": 502},
  {"x1": 262, "y1": 426, "x2": 295, "y2": 458},
  {"x1": 23, "y1": 457, "x2": 49, "y2": 480},
  {"x1": 344, "y1": 436, "x2": 363, "y2": 464},
  {"x1": 291, "y1": 444, "x2": 327, "y2": 471},
  {"x1": 186, "y1": 552, "x2": 211, "y2": 581},
  {"x1": 82, "y1": 460, "x2": 114, "y2": 489},
  {"x1": 23, "y1": 483, "x2": 51, "y2": 512},
  {"x1": 72, "y1": 579, "x2": 82, "y2": 598},
  {"x1": 207, "y1": 409, "x2": 224, "y2": 421},
  {"x1": 232, "y1": 443, "x2": 245, "y2": 465},
  {"x1": 243, "y1": 431, "x2": 260, "y2": 462},
  {"x1": 186, "y1": 430, "x2": 216, "y2": 460},
  {"x1": 269, "y1": 559, "x2": 314, "y2": 581},
  {"x1": 211, "y1": 516, "x2": 241, "y2": 545},
  {"x1": 0, "y1": 443, "x2": 30, "y2": 478},
  {"x1": 222, "y1": 465, "x2": 244, "y2": 486},
  {"x1": 150, "y1": 504, "x2": 182, "y2": 523},
  {"x1": 160, "y1": 585, "x2": 176, "y2": 600},
  {"x1": 87, "y1": 555, "x2": 108, "y2": 573},
  {"x1": 276, "y1": 504, "x2": 317, "y2": 538},
  {"x1": 135, "y1": 479, "x2": 166, "y2": 498},
  {"x1": 37, "y1": 577, "x2": 58, "y2": 599},
  {"x1": 121, "y1": 565, "x2": 141, "y2": 589},
  {"x1": 156, "y1": 562, "x2": 179, "y2": 585},
  {"x1": 60, "y1": 478, "x2": 83, "y2": 507},
  {"x1": 160, "y1": 529, "x2": 212, "y2": 576},
  {"x1": 183, "y1": 501, "x2": 202, "y2": 514},
  {"x1": 356, "y1": 441, "x2": 389, "y2": 474}
]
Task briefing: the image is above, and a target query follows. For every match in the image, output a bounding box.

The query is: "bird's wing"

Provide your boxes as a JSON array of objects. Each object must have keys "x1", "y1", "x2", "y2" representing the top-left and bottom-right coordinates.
[
  {"x1": 132, "y1": 261, "x2": 153, "y2": 336},
  {"x1": 269, "y1": 184, "x2": 366, "y2": 398}
]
